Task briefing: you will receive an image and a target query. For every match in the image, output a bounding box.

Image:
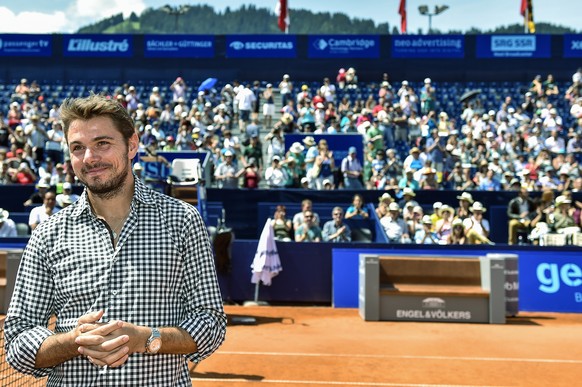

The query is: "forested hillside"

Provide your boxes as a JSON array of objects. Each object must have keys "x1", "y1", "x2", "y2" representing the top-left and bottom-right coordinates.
[{"x1": 76, "y1": 4, "x2": 577, "y2": 35}]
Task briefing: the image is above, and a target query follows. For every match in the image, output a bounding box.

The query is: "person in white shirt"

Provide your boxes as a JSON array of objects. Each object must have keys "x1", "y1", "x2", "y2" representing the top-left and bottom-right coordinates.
[
  {"x1": 462, "y1": 201, "x2": 494, "y2": 245},
  {"x1": 544, "y1": 130, "x2": 566, "y2": 154},
  {"x1": 380, "y1": 202, "x2": 410, "y2": 244},
  {"x1": 319, "y1": 77, "x2": 336, "y2": 103},
  {"x1": 0, "y1": 209, "x2": 18, "y2": 237},
  {"x1": 170, "y1": 77, "x2": 187, "y2": 103},
  {"x1": 56, "y1": 182, "x2": 80, "y2": 208},
  {"x1": 28, "y1": 191, "x2": 59, "y2": 230},
  {"x1": 264, "y1": 156, "x2": 288, "y2": 188},
  {"x1": 45, "y1": 122, "x2": 65, "y2": 163},
  {"x1": 235, "y1": 85, "x2": 256, "y2": 133}
]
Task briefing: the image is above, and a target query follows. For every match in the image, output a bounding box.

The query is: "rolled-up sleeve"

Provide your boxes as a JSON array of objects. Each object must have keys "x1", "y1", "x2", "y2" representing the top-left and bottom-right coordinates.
[
  {"x1": 178, "y1": 208, "x2": 226, "y2": 362},
  {"x1": 5, "y1": 230, "x2": 56, "y2": 377}
]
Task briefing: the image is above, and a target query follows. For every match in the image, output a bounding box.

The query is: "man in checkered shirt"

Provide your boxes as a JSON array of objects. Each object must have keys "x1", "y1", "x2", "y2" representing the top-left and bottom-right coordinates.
[{"x1": 4, "y1": 94, "x2": 227, "y2": 386}]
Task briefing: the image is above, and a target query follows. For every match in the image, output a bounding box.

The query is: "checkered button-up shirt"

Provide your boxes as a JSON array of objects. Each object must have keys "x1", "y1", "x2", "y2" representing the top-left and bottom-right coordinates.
[{"x1": 5, "y1": 178, "x2": 226, "y2": 386}]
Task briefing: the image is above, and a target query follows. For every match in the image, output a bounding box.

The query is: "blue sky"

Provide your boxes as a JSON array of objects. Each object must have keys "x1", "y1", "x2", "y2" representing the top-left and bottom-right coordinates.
[{"x1": 0, "y1": 1, "x2": 580, "y2": 33}]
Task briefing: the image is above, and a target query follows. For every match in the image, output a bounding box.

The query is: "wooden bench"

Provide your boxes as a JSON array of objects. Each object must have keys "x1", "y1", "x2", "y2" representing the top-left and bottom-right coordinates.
[
  {"x1": 169, "y1": 185, "x2": 198, "y2": 206},
  {"x1": 359, "y1": 254, "x2": 506, "y2": 324},
  {"x1": 379, "y1": 257, "x2": 489, "y2": 297}
]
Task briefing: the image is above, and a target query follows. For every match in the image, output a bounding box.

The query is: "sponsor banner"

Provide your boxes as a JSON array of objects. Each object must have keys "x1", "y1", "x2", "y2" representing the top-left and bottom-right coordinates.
[
  {"x1": 564, "y1": 34, "x2": 582, "y2": 58},
  {"x1": 0, "y1": 34, "x2": 52, "y2": 56},
  {"x1": 476, "y1": 34, "x2": 551, "y2": 58},
  {"x1": 520, "y1": 252, "x2": 582, "y2": 313},
  {"x1": 284, "y1": 134, "x2": 363, "y2": 166},
  {"x1": 391, "y1": 35, "x2": 464, "y2": 58},
  {"x1": 63, "y1": 34, "x2": 133, "y2": 57},
  {"x1": 226, "y1": 35, "x2": 296, "y2": 58},
  {"x1": 144, "y1": 35, "x2": 214, "y2": 58},
  {"x1": 308, "y1": 35, "x2": 379, "y2": 58},
  {"x1": 396, "y1": 309, "x2": 473, "y2": 320}
]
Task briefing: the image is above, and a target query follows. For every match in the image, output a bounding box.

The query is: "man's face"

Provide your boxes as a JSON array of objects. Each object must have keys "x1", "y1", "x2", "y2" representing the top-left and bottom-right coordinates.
[
  {"x1": 304, "y1": 212, "x2": 314, "y2": 225},
  {"x1": 68, "y1": 116, "x2": 137, "y2": 198},
  {"x1": 332, "y1": 210, "x2": 343, "y2": 224},
  {"x1": 44, "y1": 192, "x2": 56, "y2": 209}
]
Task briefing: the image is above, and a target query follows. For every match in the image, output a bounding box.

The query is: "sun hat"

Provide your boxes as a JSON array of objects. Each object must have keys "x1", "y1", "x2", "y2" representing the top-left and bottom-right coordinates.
[
  {"x1": 402, "y1": 187, "x2": 416, "y2": 197},
  {"x1": 290, "y1": 142, "x2": 305, "y2": 153},
  {"x1": 281, "y1": 113, "x2": 293, "y2": 124},
  {"x1": 555, "y1": 195, "x2": 572, "y2": 206},
  {"x1": 303, "y1": 136, "x2": 316, "y2": 146},
  {"x1": 439, "y1": 205, "x2": 454, "y2": 216},
  {"x1": 388, "y1": 202, "x2": 400, "y2": 212},
  {"x1": 470, "y1": 201, "x2": 486, "y2": 213},
  {"x1": 456, "y1": 192, "x2": 474, "y2": 203},
  {"x1": 379, "y1": 193, "x2": 393, "y2": 203}
]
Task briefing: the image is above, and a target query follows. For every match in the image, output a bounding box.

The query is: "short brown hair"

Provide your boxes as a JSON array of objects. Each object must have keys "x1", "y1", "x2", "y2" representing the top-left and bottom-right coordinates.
[{"x1": 59, "y1": 94, "x2": 135, "y2": 144}]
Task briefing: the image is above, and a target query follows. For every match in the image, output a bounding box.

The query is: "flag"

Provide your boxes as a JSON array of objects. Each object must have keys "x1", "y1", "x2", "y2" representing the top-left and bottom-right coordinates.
[
  {"x1": 251, "y1": 219, "x2": 282, "y2": 286},
  {"x1": 276, "y1": 0, "x2": 290, "y2": 33},
  {"x1": 398, "y1": 0, "x2": 407, "y2": 34},
  {"x1": 520, "y1": 0, "x2": 535, "y2": 33}
]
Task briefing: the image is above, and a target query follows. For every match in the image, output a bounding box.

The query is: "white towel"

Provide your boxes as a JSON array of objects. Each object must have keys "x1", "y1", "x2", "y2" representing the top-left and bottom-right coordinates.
[{"x1": 251, "y1": 218, "x2": 282, "y2": 286}]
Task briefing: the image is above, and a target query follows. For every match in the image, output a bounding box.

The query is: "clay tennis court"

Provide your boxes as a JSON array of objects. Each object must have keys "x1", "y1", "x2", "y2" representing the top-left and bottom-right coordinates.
[{"x1": 191, "y1": 305, "x2": 582, "y2": 387}]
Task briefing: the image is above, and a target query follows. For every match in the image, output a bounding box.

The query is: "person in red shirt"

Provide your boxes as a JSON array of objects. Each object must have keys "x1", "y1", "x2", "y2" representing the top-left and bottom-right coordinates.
[
  {"x1": 13, "y1": 162, "x2": 36, "y2": 184},
  {"x1": 237, "y1": 157, "x2": 260, "y2": 189}
]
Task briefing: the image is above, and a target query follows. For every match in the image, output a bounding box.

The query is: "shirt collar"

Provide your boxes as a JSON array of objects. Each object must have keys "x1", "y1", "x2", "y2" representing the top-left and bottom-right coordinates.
[{"x1": 70, "y1": 175, "x2": 156, "y2": 219}]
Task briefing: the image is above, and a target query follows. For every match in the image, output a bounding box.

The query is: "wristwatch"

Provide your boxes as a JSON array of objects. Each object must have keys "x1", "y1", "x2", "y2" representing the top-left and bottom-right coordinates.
[{"x1": 145, "y1": 327, "x2": 162, "y2": 355}]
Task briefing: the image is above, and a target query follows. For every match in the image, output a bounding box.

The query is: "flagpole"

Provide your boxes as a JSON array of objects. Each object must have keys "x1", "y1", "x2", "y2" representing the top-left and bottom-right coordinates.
[{"x1": 524, "y1": 8, "x2": 528, "y2": 34}]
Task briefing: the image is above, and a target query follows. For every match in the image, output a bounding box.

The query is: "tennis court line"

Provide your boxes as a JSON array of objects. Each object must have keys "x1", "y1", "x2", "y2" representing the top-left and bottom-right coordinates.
[
  {"x1": 192, "y1": 377, "x2": 510, "y2": 387},
  {"x1": 217, "y1": 350, "x2": 582, "y2": 364}
]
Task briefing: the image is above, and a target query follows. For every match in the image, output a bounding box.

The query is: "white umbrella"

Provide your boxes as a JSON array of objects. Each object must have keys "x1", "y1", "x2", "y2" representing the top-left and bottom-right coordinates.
[{"x1": 251, "y1": 218, "x2": 282, "y2": 286}]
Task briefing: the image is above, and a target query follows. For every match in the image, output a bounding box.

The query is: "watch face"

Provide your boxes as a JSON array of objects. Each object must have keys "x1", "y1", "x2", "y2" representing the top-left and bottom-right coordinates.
[{"x1": 149, "y1": 338, "x2": 162, "y2": 353}]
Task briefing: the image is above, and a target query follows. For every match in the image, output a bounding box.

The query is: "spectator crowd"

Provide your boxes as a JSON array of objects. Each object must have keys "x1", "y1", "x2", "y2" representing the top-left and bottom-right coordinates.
[{"x1": 1, "y1": 67, "x2": 581, "y2": 243}]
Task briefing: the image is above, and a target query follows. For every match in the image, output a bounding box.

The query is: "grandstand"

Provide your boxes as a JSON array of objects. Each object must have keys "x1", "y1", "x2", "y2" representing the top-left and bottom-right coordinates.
[{"x1": 1, "y1": 30, "x2": 582, "y2": 387}]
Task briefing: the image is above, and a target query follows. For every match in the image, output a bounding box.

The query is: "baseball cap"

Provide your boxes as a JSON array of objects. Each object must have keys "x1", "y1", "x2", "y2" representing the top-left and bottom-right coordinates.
[
  {"x1": 63, "y1": 182, "x2": 72, "y2": 190},
  {"x1": 348, "y1": 146, "x2": 357, "y2": 154}
]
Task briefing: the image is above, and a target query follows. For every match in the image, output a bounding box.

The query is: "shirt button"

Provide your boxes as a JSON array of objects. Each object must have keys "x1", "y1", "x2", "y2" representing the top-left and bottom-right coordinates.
[{"x1": 111, "y1": 290, "x2": 118, "y2": 295}]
